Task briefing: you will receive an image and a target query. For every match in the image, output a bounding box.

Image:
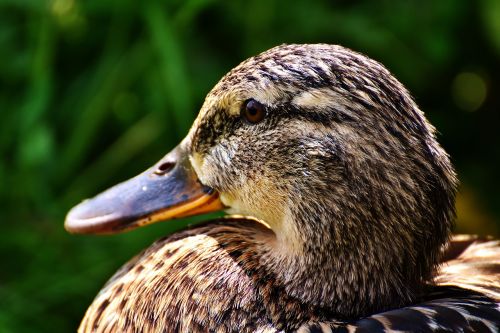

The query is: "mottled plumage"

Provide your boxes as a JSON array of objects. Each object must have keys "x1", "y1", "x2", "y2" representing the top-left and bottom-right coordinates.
[{"x1": 68, "y1": 44, "x2": 500, "y2": 332}]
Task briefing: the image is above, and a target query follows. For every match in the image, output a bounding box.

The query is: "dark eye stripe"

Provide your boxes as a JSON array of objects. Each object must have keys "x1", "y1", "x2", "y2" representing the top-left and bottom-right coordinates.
[
  {"x1": 270, "y1": 105, "x2": 357, "y2": 125},
  {"x1": 192, "y1": 104, "x2": 358, "y2": 153}
]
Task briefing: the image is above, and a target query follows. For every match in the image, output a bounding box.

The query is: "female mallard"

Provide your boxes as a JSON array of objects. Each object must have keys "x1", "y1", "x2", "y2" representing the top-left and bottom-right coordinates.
[{"x1": 65, "y1": 44, "x2": 500, "y2": 332}]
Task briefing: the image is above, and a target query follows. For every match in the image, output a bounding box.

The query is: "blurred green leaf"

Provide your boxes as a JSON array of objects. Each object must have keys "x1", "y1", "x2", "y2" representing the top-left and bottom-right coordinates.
[{"x1": 481, "y1": 0, "x2": 500, "y2": 55}]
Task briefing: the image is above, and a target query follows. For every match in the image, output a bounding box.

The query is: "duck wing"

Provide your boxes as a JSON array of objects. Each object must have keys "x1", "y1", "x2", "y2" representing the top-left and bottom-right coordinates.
[
  {"x1": 78, "y1": 222, "x2": 278, "y2": 333},
  {"x1": 437, "y1": 235, "x2": 500, "y2": 300}
]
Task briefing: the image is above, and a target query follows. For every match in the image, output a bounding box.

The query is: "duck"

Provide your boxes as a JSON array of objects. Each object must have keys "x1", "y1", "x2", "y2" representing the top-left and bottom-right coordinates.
[{"x1": 65, "y1": 44, "x2": 500, "y2": 332}]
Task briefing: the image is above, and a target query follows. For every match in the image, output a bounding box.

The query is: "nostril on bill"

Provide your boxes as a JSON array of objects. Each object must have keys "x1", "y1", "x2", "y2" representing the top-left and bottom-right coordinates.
[{"x1": 154, "y1": 161, "x2": 176, "y2": 175}]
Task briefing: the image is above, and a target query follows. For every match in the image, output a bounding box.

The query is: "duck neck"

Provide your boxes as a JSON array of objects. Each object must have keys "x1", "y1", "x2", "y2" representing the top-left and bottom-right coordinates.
[{"x1": 259, "y1": 203, "x2": 421, "y2": 319}]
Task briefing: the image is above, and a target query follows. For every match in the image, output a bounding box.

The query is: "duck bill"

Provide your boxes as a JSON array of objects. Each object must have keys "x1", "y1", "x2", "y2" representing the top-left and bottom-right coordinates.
[{"x1": 64, "y1": 145, "x2": 225, "y2": 234}]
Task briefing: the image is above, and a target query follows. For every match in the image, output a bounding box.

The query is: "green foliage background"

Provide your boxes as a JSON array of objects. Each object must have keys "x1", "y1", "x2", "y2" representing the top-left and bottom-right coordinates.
[{"x1": 1, "y1": 0, "x2": 500, "y2": 331}]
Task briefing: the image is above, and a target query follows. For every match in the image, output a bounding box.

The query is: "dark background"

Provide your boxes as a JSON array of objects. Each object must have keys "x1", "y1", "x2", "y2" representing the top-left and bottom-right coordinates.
[{"x1": 1, "y1": 0, "x2": 499, "y2": 331}]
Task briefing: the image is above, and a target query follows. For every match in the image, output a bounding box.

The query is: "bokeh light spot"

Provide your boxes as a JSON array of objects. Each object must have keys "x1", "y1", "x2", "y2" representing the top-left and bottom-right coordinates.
[
  {"x1": 451, "y1": 72, "x2": 487, "y2": 112},
  {"x1": 51, "y1": 0, "x2": 74, "y2": 16}
]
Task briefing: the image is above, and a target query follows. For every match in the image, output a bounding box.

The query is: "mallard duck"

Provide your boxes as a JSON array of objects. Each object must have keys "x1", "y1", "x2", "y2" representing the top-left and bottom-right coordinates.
[{"x1": 65, "y1": 44, "x2": 500, "y2": 332}]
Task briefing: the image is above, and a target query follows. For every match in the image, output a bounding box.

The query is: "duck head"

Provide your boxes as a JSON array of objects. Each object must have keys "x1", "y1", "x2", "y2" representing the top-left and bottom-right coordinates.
[{"x1": 66, "y1": 44, "x2": 457, "y2": 317}]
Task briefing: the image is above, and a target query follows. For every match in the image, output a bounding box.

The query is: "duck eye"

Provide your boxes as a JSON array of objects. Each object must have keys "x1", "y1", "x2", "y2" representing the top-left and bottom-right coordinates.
[{"x1": 241, "y1": 99, "x2": 266, "y2": 124}]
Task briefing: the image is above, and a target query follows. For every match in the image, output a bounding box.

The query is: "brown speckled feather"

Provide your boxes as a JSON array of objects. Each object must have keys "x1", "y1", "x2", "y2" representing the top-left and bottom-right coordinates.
[
  {"x1": 437, "y1": 235, "x2": 500, "y2": 300},
  {"x1": 80, "y1": 220, "x2": 270, "y2": 332},
  {"x1": 80, "y1": 226, "x2": 500, "y2": 333}
]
